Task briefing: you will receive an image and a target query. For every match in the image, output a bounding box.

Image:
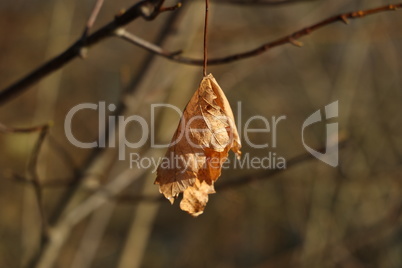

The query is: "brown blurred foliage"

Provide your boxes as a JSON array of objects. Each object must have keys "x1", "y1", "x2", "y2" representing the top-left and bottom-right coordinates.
[{"x1": 0, "y1": 0, "x2": 401, "y2": 268}]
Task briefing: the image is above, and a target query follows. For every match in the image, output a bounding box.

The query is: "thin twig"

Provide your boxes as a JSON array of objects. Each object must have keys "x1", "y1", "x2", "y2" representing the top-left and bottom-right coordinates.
[
  {"x1": 1, "y1": 120, "x2": 53, "y2": 240},
  {"x1": 29, "y1": 126, "x2": 50, "y2": 247},
  {"x1": 30, "y1": 158, "x2": 150, "y2": 268},
  {"x1": 81, "y1": 0, "x2": 104, "y2": 39},
  {"x1": 115, "y1": 29, "x2": 182, "y2": 57},
  {"x1": 24, "y1": 8, "x2": 186, "y2": 268},
  {"x1": 0, "y1": 0, "x2": 179, "y2": 105},
  {"x1": 115, "y1": 139, "x2": 349, "y2": 203},
  {"x1": 0, "y1": 122, "x2": 50, "y2": 134},
  {"x1": 1, "y1": 2, "x2": 399, "y2": 105},
  {"x1": 215, "y1": 0, "x2": 315, "y2": 5},
  {"x1": 203, "y1": 0, "x2": 209, "y2": 76},
  {"x1": 45, "y1": 2, "x2": 185, "y2": 229},
  {"x1": 12, "y1": 175, "x2": 77, "y2": 188},
  {"x1": 117, "y1": 3, "x2": 402, "y2": 65},
  {"x1": 16, "y1": 139, "x2": 348, "y2": 196},
  {"x1": 1, "y1": 121, "x2": 49, "y2": 238},
  {"x1": 159, "y1": 1, "x2": 182, "y2": 12}
]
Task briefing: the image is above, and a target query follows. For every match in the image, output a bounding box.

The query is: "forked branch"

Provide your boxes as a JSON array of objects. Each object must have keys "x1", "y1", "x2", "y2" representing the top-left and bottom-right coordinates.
[
  {"x1": 0, "y1": 2, "x2": 400, "y2": 105},
  {"x1": 1, "y1": 122, "x2": 51, "y2": 248},
  {"x1": 117, "y1": 3, "x2": 402, "y2": 65},
  {"x1": 0, "y1": 0, "x2": 180, "y2": 105}
]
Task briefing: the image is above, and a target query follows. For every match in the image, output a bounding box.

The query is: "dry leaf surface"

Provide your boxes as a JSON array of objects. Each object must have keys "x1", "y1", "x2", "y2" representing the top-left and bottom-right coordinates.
[{"x1": 155, "y1": 74, "x2": 241, "y2": 216}]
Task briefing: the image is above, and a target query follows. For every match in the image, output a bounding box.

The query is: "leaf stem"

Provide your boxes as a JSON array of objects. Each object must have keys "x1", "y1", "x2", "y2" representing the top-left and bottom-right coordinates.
[{"x1": 203, "y1": 0, "x2": 209, "y2": 77}]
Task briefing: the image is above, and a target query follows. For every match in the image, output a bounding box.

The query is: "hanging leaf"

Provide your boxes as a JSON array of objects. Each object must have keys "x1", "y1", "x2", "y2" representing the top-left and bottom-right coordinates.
[{"x1": 155, "y1": 74, "x2": 241, "y2": 216}]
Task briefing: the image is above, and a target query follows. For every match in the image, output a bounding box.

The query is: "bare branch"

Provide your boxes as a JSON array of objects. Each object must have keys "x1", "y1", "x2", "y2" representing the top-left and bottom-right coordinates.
[
  {"x1": 0, "y1": 122, "x2": 50, "y2": 134},
  {"x1": 79, "y1": 0, "x2": 105, "y2": 58},
  {"x1": 81, "y1": 0, "x2": 104, "y2": 39},
  {"x1": 117, "y1": 3, "x2": 402, "y2": 65},
  {"x1": 12, "y1": 175, "x2": 77, "y2": 188},
  {"x1": 14, "y1": 138, "x2": 348, "y2": 202},
  {"x1": 1, "y1": 122, "x2": 54, "y2": 250},
  {"x1": 0, "y1": 0, "x2": 180, "y2": 105},
  {"x1": 1, "y1": 2, "x2": 399, "y2": 105},
  {"x1": 159, "y1": 1, "x2": 182, "y2": 12},
  {"x1": 115, "y1": 29, "x2": 182, "y2": 57},
  {"x1": 26, "y1": 125, "x2": 50, "y2": 248},
  {"x1": 30, "y1": 156, "x2": 150, "y2": 268},
  {"x1": 115, "y1": 139, "x2": 349, "y2": 203},
  {"x1": 215, "y1": 0, "x2": 315, "y2": 5}
]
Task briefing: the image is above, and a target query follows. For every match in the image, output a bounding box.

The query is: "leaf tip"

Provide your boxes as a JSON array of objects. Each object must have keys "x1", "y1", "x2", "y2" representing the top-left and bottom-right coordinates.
[{"x1": 167, "y1": 196, "x2": 175, "y2": 205}]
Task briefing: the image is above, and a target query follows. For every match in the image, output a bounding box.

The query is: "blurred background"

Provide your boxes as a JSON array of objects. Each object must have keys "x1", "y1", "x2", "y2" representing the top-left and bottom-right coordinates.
[{"x1": 0, "y1": 0, "x2": 401, "y2": 267}]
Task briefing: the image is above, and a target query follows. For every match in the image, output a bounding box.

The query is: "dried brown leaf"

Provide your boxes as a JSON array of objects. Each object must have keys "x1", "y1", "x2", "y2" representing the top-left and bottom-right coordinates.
[{"x1": 155, "y1": 73, "x2": 241, "y2": 216}]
